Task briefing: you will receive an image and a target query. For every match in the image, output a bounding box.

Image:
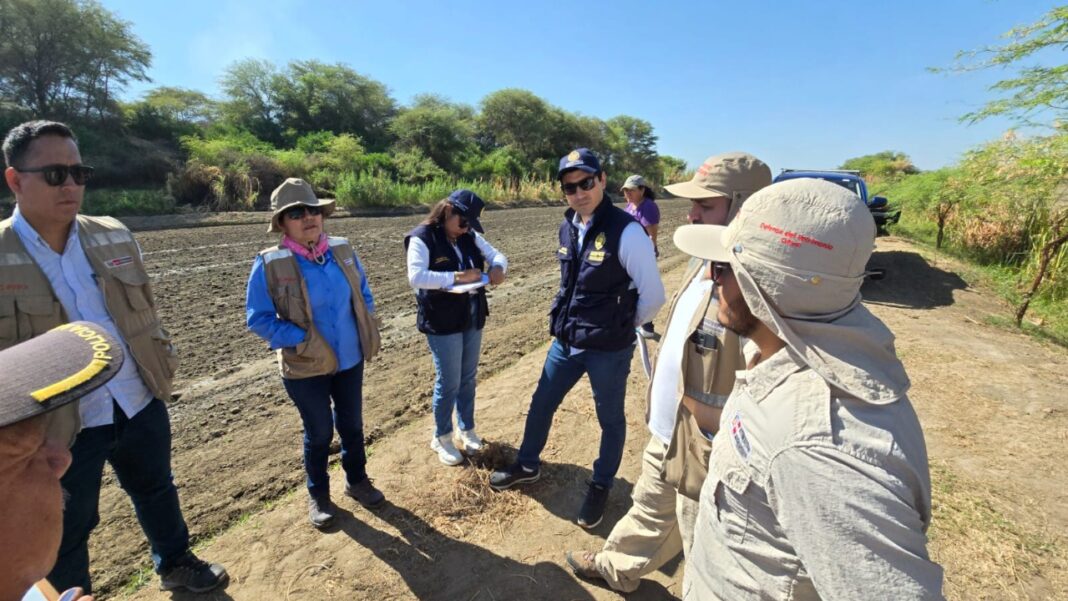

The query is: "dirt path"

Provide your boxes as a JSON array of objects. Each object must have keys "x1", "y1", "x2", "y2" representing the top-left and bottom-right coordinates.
[{"x1": 88, "y1": 205, "x2": 1067, "y2": 600}]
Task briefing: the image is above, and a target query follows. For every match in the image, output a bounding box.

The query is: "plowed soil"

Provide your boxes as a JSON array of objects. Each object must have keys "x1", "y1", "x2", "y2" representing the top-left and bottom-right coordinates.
[{"x1": 81, "y1": 203, "x2": 1067, "y2": 600}]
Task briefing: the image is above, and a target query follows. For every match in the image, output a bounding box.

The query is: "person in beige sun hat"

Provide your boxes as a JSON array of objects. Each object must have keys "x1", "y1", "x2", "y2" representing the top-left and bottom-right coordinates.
[
  {"x1": 267, "y1": 177, "x2": 336, "y2": 233},
  {"x1": 673, "y1": 177, "x2": 944, "y2": 599}
]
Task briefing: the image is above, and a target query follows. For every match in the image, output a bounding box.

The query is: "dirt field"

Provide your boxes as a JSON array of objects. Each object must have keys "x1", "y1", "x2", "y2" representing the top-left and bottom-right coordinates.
[{"x1": 79, "y1": 202, "x2": 1066, "y2": 600}]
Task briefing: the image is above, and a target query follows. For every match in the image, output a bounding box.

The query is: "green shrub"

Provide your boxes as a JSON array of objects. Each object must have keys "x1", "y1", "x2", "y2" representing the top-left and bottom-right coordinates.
[{"x1": 82, "y1": 189, "x2": 176, "y2": 216}]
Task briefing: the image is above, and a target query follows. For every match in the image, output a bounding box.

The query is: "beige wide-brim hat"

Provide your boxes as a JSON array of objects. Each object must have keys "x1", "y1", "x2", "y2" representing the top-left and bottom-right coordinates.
[
  {"x1": 673, "y1": 178, "x2": 909, "y2": 404},
  {"x1": 268, "y1": 178, "x2": 336, "y2": 233},
  {"x1": 665, "y1": 152, "x2": 772, "y2": 221}
]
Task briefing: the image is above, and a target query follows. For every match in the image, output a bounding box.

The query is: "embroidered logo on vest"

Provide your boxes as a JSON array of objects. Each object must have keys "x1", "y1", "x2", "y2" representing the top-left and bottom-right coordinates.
[{"x1": 730, "y1": 411, "x2": 752, "y2": 462}]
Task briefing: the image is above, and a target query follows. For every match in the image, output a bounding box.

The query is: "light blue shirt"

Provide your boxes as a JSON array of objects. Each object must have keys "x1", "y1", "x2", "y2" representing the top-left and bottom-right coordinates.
[
  {"x1": 246, "y1": 247, "x2": 375, "y2": 373},
  {"x1": 11, "y1": 207, "x2": 153, "y2": 428}
]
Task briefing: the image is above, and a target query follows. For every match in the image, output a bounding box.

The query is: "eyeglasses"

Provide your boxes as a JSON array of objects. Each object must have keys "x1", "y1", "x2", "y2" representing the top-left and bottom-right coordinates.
[
  {"x1": 711, "y1": 262, "x2": 733, "y2": 283},
  {"x1": 15, "y1": 164, "x2": 94, "y2": 186},
  {"x1": 561, "y1": 175, "x2": 599, "y2": 195},
  {"x1": 42, "y1": 402, "x2": 81, "y2": 449},
  {"x1": 283, "y1": 205, "x2": 323, "y2": 221}
]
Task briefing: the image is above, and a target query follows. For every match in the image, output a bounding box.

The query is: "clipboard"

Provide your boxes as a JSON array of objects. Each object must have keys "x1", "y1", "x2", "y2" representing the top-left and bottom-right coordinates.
[{"x1": 445, "y1": 274, "x2": 489, "y2": 294}]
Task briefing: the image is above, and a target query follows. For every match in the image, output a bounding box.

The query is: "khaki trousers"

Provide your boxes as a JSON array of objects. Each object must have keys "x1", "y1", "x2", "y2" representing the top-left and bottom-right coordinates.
[{"x1": 595, "y1": 435, "x2": 700, "y2": 593}]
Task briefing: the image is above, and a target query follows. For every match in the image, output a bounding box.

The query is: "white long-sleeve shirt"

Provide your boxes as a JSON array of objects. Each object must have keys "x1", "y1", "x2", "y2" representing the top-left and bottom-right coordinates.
[{"x1": 406, "y1": 231, "x2": 508, "y2": 290}]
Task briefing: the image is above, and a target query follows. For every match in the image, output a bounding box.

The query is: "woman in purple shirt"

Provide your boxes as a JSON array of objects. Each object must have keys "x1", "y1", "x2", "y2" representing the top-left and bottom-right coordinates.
[
  {"x1": 621, "y1": 175, "x2": 660, "y2": 257},
  {"x1": 621, "y1": 175, "x2": 660, "y2": 336}
]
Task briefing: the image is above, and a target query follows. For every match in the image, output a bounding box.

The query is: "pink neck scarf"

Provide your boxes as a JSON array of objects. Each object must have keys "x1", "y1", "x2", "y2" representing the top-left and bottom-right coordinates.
[{"x1": 282, "y1": 233, "x2": 329, "y2": 264}]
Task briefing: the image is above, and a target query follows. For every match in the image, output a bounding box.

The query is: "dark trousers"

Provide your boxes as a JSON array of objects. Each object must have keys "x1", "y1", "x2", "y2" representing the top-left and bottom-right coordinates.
[
  {"x1": 282, "y1": 362, "x2": 368, "y2": 498},
  {"x1": 49, "y1": 398, "x2": 190, "y2": 593},
  {"x1": 516, "y1": 339, "x2": 635, "y2": 488}
]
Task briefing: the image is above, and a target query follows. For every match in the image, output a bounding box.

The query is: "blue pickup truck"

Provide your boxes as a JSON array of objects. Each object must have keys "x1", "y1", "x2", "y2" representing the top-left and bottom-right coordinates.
[{"x1": 773, "y1": 169, "x2": 900, "y2": 235}]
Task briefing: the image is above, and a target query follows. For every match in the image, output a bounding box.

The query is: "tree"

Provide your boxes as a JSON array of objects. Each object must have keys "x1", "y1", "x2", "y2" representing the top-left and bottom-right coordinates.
[
  {"x1": 888, "y1": 168, "x2": 961, "y2": 249},
  {"x1": 390, "y1": 94, "x2": 474, "y2": 173},
  {"x1": 657, "y1": 155, "x2": 687, "y2": 184},
  {"x1": 839, "y1": 151, "x2": 918, "y2": 184},
  {"x1": 478, "y1": 89, "x2": 556, "y2": 162},
  {"x1": 125, "y1": 86, "x2": 218, "y2": 142},
  {"x1": 219, "y1": 59, "x2": 283, "y2": 144},
  {"x1": 0, "y1": 0, "x2": 150, "y2": 120},
  {"x1": 604, "y1": 115, "x2": 659, "y2": 180},
  {"x1": 273, "y1": 60, "x2": 397, "y2": 151},
  {"x1": 937, "y1": 5, "x2": 1068, "y2": 125}
]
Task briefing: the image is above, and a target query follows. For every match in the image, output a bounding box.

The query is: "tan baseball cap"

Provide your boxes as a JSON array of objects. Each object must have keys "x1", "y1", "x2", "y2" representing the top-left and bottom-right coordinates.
[
  {"x1": 665, "y1": 152, "x2": 771, "y2": 220},
  {"x1": 268, "y1": 178, "x2": 336, "y2": 233},
  {"x1": 673, "y1": 178, "x2": 909, "y2": 404}
]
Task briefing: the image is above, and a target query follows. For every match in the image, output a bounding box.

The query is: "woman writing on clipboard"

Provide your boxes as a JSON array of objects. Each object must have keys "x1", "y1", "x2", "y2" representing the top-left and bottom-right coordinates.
[{"x1": 404, "y1": 190, "x2": 507, "y2": 466}]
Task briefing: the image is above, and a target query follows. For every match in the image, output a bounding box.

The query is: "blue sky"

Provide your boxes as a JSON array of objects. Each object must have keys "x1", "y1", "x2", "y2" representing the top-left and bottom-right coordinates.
[{"x1": 103, "y1": 0, "x2": 1059, "y2": 173}]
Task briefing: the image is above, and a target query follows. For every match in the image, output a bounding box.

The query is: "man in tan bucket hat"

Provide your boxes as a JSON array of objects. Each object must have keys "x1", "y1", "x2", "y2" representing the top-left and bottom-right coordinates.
[
  {"x1": 567, "y1": 152, "x2": 771, "y2": 592},
  {"x1": 673, "y1": 178, "x2": 944, "y2": 599},
  {"x1": 268, "y1": 177, "x2": 336, "y2": 233}
]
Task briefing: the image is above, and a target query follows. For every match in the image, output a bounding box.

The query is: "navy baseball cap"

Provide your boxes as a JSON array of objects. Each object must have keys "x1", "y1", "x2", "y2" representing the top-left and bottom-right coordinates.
[
  {"x1": 557, "y1": 148, "x2": 602, "y2": 179},
  {"x1": 447, "y1": 189, "x2": 486, "y2": 233}
]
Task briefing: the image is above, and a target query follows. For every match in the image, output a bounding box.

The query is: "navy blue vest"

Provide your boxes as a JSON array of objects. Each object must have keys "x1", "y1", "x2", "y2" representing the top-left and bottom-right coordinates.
[
  {"x1": 549, "y1": 194, "x2": 639, "y2": 351},
  {"x1": 404, "y1": 224, "x2": 488, "y2": 335}
]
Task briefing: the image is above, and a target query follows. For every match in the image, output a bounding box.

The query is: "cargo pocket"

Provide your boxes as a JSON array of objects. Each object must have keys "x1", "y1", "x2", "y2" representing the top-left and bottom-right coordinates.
[
  {"x1": 15, "y1": 295, "x2": 62, "y2": 340},
  {"x1": 0, "y1": 297, "x2": 16, "y2": 345},
  {"x1": 709, "y1": 438, "x2": 753, "y2": 544},
  {"x1": 152, "y1": 327, "x2": 179, "y2": 380},
  {"x1": 684, "y1": 332, "x2": 721, "y2": 395},
  {"x1": 111, "y1": 269, "x2": 153, "y2": 312}
]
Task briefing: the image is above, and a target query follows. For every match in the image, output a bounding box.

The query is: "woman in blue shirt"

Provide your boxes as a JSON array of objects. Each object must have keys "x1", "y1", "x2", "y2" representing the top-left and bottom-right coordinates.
[{"x1": 246, "y1": 178, "x2": 383, "y2": 529}]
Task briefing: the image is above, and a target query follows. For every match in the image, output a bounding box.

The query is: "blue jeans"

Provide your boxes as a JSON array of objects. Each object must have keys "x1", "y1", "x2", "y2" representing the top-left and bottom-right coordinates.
[
  {"x1": 516, "y1": 339, "x2": 635, "y2": 488},
  {"x1": 50, "y1": 398, "x2": 190, "y2": 593},
  {"x1": 283, "y1": 362, "x2": 367, "y2": 498},
  {"x1": 425, "y1": 322, "x2": 483, "y2": 437}
]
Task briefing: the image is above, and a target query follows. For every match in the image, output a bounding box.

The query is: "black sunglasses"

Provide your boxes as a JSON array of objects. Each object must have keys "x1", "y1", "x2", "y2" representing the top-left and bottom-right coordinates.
[
  {"x1": 561, "y1": 175, "x2": 599, "y2": 195},
  {"x1": 16, "y1": 164, "x2": 94, "y2": 186},
  {"x1": 711, "y1": 262, "x2": 733, "y2": 282},
  {"x1": 283, "y1": 205, "x2": 323, "y2": 221}
]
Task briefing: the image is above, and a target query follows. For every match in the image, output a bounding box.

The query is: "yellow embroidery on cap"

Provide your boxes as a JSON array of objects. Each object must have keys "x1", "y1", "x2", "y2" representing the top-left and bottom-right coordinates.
[
  {"x1": 31, "y1": 358, "x2": 110, "y2": 402},
  {"x1": 594, "y1": 233, "x2": 606, "y2": 250},
  {"x1": 810, "y1": 276, "x2": 822, "y2": 285},
  {"x1": 567, "y1": 150, "x2": 581, "y2": 161}
]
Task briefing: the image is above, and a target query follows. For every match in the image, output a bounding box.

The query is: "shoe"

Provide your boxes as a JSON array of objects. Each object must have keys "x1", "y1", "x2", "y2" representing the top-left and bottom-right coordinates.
[
  {"x1": 489, "y1": 462, "x2": 540, "y2": 491},
  {"x1": 456, "y1": 429, "x2": 484, "y2": 453},
  {"x1": 431, "y1": 434, "x2": 465, "y2": 466},
  {"x1": 576, "y1": 482, "x2": 610, "y2": 529},
  {"x1": 158, "y1": 552, "x2": 228, "y2": 592},
  {"x1": 308, "y1": 494, "x2": 336, "y2": 529},
  {"x1": 345, "y1": 478, "x2": 385, "y2": 509},
  {"x1": 565, "y1": 550, "x2": 604, "y2": 581}
]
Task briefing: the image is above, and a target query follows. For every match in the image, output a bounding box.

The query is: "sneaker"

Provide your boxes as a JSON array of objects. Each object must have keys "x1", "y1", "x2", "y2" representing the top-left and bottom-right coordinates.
[
  {"x1": 431, "y1": 434, "x2": 465, "y2": 466},
  {"x1": 159, "y1": 552, "x2": 228, "y2": 592},
  {"x1": 345, "y1": 478, "x2": 385, "y2": 509},
  {"x1": 489, "y1": 462, "x2": 540, "y2": 491},
  {"x1": 576, "y1": 482, "x2": 610, "y2": 529},
  {"x1": 565, "y1": 550, "x2": 604, "y2": 581},
  {"x1": 456, "y1": 429, "x2": 484, "y2": 453},
  {"x1": 308, "y1": 494, "x2": 335, "y2": 529}
]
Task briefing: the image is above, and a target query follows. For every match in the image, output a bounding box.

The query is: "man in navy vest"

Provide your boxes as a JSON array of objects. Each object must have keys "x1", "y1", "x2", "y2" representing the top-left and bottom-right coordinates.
[{"x1": 490, "y1": 148, "x2": 665, "y2": 529}]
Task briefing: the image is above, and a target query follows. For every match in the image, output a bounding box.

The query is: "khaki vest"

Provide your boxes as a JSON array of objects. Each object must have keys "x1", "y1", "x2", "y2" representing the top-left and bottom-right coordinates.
[
  {"x1": 649, "y1": 259, "x2": 744, "y2": 500},
  {"x1": 0, "y1": 215, "x2": 176, "y2": 400},
  {"x1": 260, "y1": 237, "x2": 380, "y2": 380},
  {"x1": 645, "y1": 259, "x2": 743, "y2": 423}
]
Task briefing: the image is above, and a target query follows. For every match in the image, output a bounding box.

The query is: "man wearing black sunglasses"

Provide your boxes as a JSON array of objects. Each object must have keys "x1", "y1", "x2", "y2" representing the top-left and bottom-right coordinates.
[
  {"x1": 490, "y1": 148, "x2": 665, "y2": 531},
  {"x1": 0, "y1": 121, "x2": 227, "y2": 595}
]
